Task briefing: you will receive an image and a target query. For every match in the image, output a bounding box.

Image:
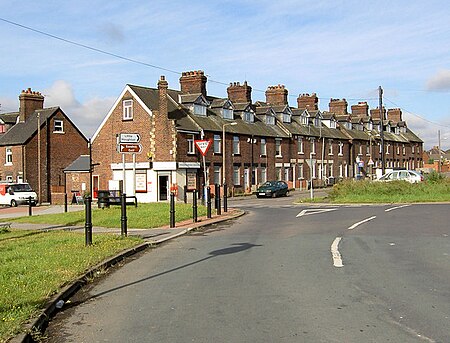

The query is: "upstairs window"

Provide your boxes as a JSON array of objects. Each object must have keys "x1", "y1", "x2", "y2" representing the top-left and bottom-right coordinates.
[
  {"x1": 297, "y1": 136, "x2": 304, "y2": 154},
  {"x1": 311, "y1": 138, "x2": 316, "y2": 155},
  {"x1": 233, "y1": 136, "x2": 240, "y2": 154},
  {"x1": 194, "y1": 104, "x2": 207, "y2": 116},
  {"x1": 123, "y1": 100, "x2": 133, "y2": 120},
  {"x1": 243, "y1": 111, "x2": 254, "y2": 122},
  {"x1": 214, "y1": 134, "x2": 221, "y2": 153},
  {"x1": 283, "y1": 112, "x2": 291, "y2": 123},
  {"x1": 330, "y1": 120, "x2": 336, "y2": 129},
  {"x1": 54, "y1": 119, "x2": 64, "y2": 133},
  {"x1": 328, "y1": 140, "x2": 333, "y2": 155},
  {"x1": 5, "y1": 147, "x2": 12, "y2": 165},
  {"x1": 275, "y1": 139, "x2": 282, "y2": 156},
  {"x1": 260, "y1": 138, "x2": 267, "y2": 156},
  {"x1": 187, "y1": 134, "x2": 195, "y2": 154},
  {"x1": 222, "y1": 108, "x2": 233, "y2": 119},
  {"x1": 314, "y1": 117, "x2": 320, "y2": 127},
  {"x1": 301, "y1": 115, "x2": 308, "y2": 125},
  {"x1": 402, "y1": 144, "x2": 406, "y2": 155},
  {"x1": 0, "y1": 124, "x2": 5, "y2": 133},
  {"x1": 266, "y1": 115, "x2": 275, "y2": 125},
  {"x1": 338, "y1": 141, "x2": 343, "y2": 156}
]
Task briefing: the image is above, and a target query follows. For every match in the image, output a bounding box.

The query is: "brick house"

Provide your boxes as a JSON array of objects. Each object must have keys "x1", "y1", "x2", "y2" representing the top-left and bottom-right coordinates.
[
  {"x1": 0, "y1": 88, "x2": 89, "y2": 204},
  {"x1": 91, "y1": 70, "x2": 423, "y2": 202}
]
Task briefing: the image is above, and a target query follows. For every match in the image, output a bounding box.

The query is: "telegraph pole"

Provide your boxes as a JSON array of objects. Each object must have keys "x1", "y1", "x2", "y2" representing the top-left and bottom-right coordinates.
[{"x1": 379, "y1": 86, "x2": 385, "y2": 175}]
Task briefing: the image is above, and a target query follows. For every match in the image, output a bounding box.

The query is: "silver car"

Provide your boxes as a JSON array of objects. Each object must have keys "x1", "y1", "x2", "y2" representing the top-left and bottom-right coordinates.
[{"x1": 377, "y1": 170, "x2": 424, "y2": 183}]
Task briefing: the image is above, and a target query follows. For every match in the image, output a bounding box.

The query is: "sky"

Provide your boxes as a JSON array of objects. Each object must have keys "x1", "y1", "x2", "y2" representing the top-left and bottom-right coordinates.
[{"x1": 1, "y1": 0, "x2": 450, "y2": 150}]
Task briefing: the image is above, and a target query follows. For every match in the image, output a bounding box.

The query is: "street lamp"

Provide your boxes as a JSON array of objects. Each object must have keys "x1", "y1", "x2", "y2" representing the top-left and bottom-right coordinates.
[{"x1": 222, "y1": 122, "x2": 237, "y2": 185}]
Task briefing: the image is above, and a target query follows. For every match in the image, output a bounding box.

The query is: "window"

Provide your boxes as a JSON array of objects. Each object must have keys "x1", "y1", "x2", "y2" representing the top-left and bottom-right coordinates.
[
  {"x1": 54, "y1": 119, "x2": 64, "y2": 133},
  {"x1": 301, "y1": 114, "x2": 308, "y2": 125},
  {"x1": 359, "y1": 144, "x2": 363, "y2": 156},
  {"x1": 328, "y1": 140, "x2": 333, "y2": 155},
  {"x1": 194, "y1": 104, "x2": 207, "y2": 116},
  {"x1": 329, "y1": 163, "x2": 334, "y2": 177},
  {"x1": 260, "y1": 138, "x2": 267, "y2": 156},
  {"x1": 283, "y1": 113, "x2": 291, "y2": 123},
  {"x1": 311, "y1": 138, "x2": 316, "y2": 155},
  {"x1": 266, "y1": 115, "x2": 275, "y2": 125},
  {"x1": 314, "y1": 117, "x2": 320, "y2": 127},
  {"x1": 214, "y1": 166, "x2": 221, "y2": 185},
  {"x1": 244, "y1": 111, "x2": 254, "y2": 122},
  {"x1": 187, "y1": 134, "x2": 195, "y2": 154},
  {"x1": 0, "y1": 124, "x2": 5, "y2": 133},
  {"x1": 339, "y1": 163, "x2": 344, "y2": 177},
  {"x1": 396, "y1": 145, "x2": 400, "y2": 155},
  {"x1": 233, "y1": 166, "x2": 240, "y2": 185},
  {"x1": 233, "y1": 136, "x2": 240, "y2": 154},
  {"x1": 299, "y1": 163, "x2": 304, "y2": 179},
  {"x1": 379, "y1": 142, "x2": 382, "y2": 154},
  {"x1": 123, "y1": 100, "x2": 133, "y2": 120},
  {"x1": 275, "y1": 139, "x2": 282, "y2": 156},
  {"x1": 297, "y1": 137, "x2": 304, "y2": 154},
  {"x1": 338, "y1": 141, "x2": 343, "y2": 156},
  {"x1": 284, "y1": 168, "x2": 290, "y2": 182},
  {"x1": 386, "y1": 143, "x2": 390, "y2": 155},
  {"x1": 261, "y1": 167, "x2": 267, "y2": 183},
  {"x1": 412, "y1": 145, "x2": 415, "y2": 153},
  {"x1": 5, "y1": 147, "x2": 12, "y2": 165},
  {"x1": 366, "y1": 144, "x2": 370, "y2": 155},
  {"x1": 276, "y1": 167, "x2": 282, "y2": 180},
  {"x1": 222, "y1": 108, "x2": 233, "y2": 119},
  {"x1": 214, "y1": 134, "x2": 221, "y2": 153}
]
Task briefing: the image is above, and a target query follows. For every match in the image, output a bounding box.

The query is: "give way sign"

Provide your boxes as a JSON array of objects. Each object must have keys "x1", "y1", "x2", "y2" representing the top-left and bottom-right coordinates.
[{"x1": 194, "y1": 139, "x2": 212, "y2": 156}]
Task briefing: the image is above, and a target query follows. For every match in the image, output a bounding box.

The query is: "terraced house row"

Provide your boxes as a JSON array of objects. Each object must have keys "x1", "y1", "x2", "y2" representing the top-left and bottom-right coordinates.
[{"x1": 90, "y1": 70, "x2": 423, "y2": 202}]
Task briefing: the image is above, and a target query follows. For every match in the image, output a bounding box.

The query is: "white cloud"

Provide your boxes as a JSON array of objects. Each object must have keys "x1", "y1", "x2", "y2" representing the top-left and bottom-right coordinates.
[{"x1": 426, "y1": 70, "x2": 450, "y2": 91}]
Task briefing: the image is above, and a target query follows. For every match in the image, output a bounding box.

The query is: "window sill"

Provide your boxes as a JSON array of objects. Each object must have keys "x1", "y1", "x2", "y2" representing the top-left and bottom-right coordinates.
[
  {"x1": 4, "y1": 163, "x2": 13, "y2": 166},
  {"x1": 53, "y1": 131, "x2": 65, "y2": 134},
  {"x1": 260, "y1": 154, "x2": 267, "y2": 158},
  {"x1": 122, "y1": 118, "x2": 133, "y2": 121},
  {"x1": 276, "y1": 155, "x2": 283, "y2": 158},
  {"x1": 298, "y1": 152, "x2": 304, "y2": 155},
  {"x1": 213, "y1": 153, "x2": 223, "y2": 156},
  {"x1": 232, "y1": 153, "x2": 241, "y2": 156}
]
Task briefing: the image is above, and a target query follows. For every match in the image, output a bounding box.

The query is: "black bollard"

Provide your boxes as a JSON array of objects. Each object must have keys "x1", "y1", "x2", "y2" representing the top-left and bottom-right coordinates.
[
  {"x1": 192, "y1": 190, "x2": 198, "y2": 223},
  {"x1": 64, "y1": 193, "x2": 68, "y2": 213},
  {"x1": 170, "y1": 192, "x2": 176, "y2": 228},
  {"x1": 84, "y1": 196, "x2": 92, "y2": 246},
  {"x1": 183, "y1": 186, "x2": 187, "y2": 204},
  {"x1": 214, "y1": 184, "x2": 219, "y2": 209},
  {"x1": 121, "y1": 193, "x2": 127, "y2": 237},
  {"x1": 223, "y1": 183, "x2": 228, "y2": 213},
  {"x1": 216, "y1": 184, "x2": 221, "y2": 215},
  {"x1": 206, "y1": 187, "x2": 211, "y2": 219},
  {"x1": 28, "y1": 196, "x2": 32, "y2": 216}
]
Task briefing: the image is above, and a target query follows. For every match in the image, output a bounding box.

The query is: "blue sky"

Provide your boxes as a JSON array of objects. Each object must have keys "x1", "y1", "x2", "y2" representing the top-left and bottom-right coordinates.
[{"x1": 1, "y1": 0, "x2": 450, "y2": 150}]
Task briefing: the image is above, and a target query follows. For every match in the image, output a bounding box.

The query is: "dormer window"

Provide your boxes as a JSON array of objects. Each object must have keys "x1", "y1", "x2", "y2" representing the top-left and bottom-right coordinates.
[
  {"x1": 367, "y1": 122, "x2": 373, "y2": 130},
  {"x1": 244, "y1": 111, "x2": 254, "y2": 123},
  {"x1": 222, "y1": 108, "x2": 233, "y2": 119},
  {"x1": 266, "y1": 115, "x2": 275, "y2": 125},
  {"x1": 283, "y1": 112, "x2": 291, "y2": 123},
  {"x1": 314, "y1": 117, "x2": 320, "y2": 127},
  {"x1": 330, "y1": 119, "x2": 336, "y2": 129},
  {"x1": 123, "y1": 100, "x2": 133, "y2": 120},
  {"x1": 194, "y1": 103, "x2": 207, "y2": 116}
]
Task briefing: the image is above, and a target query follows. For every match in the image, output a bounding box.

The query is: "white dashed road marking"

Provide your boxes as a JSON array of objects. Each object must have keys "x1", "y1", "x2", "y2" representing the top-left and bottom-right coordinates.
[
  {"x1": 385, "y1": 204, "x2": 410, "y2": 212},
  {"x1": 331, "y1": 237, "x2": 344, "y2": 267},
  {"x1": 347, "y1": 216, "x2": 377, "y2": 230}
]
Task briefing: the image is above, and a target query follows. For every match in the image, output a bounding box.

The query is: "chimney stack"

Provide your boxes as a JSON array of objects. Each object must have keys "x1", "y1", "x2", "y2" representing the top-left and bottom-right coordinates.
[
  {"x1": 297, "y1": 93, "x2": 318, "y2": 111},
  {"x1": 154, "y1": 75, "x2": 175, "y2": 162},
  {"x1": 351, "y1": 102, "x2": 369, "y2": 118},
  {"x1": 329, "y1": 98, "x2": 348, "y2": 115},
  {"x1": 227, "y1": 81, "x2": 252, "y2": 103},
  {"x1": 265, "y1": 84, "x2": 288, "y2": 106},
  {"x1": 370, "y1": 107, "x2": 386, "y2": 120},
  {"x1": 179, "y1": 70, "x2": 207, "y2": 96},
  {"x1": 19, "y1": 88, "x2": 44, "y2": 122},
  {"x1": 387, "y1": 108, "x2": 402, "y2": 123}
]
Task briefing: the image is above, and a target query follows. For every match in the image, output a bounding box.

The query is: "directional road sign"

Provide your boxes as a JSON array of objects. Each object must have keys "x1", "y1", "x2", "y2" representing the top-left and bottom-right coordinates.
[
  {"x1": 118, "y1": 143, "x2": 142, "y2": 154},
  {"x1": 119, "y1": 133, "x2": 141, "y2": 143}
]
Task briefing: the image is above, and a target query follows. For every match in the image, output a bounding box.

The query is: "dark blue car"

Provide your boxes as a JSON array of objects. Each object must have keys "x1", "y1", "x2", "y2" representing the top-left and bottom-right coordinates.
[{"x1": 256, "y1": 181, "x2": 289, "y2": 198}]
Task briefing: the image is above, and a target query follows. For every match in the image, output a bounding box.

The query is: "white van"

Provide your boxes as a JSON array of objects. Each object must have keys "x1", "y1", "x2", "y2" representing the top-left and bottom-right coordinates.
[{"x1": 0, "y1": 183, "x2": 38, "y2": 207}]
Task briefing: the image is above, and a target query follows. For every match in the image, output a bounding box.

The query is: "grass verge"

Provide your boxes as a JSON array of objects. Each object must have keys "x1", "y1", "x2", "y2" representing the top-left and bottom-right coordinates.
[
  {"x1": 327, "y1": 178, "x2": 450, "y2": 203},
  {"x1": 0, "y1": 229, "x2": 142, "y2": 342},
  {"x1": 9, "y1": 202, "x2": 207, "y2": 228}
]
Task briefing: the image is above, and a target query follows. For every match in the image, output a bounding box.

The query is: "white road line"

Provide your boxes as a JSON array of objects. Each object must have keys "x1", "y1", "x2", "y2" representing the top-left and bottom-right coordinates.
[
  {"x1": 347, "y1": 216, "x2": 377, "y2": 230},
  {"x1": 385, "y1": 204, "x2": 410, "y2": 212},
  {"x1": 331, "y1": 237, "x2": 344, "y2": 267},
  {"x1": 296, "y1": 208, "x2": 337, "y2": 217}
]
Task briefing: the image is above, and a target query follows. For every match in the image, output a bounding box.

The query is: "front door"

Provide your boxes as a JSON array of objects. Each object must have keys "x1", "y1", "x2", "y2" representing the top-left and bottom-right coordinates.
[{"x1": 159, "y1": 175, "x2": 169, "y2": 201}]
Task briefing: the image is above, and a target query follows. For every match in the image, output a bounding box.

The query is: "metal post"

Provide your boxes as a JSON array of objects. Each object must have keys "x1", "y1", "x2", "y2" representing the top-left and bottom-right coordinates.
[
  {"x1": 206, "y1": 187, "x2": 211, "y2": 218},
  {"x1": 223, "y1": 183, "x2": 228, "y2": 213},
  {"x1": 184, "y1": 185, "x2": 187, "y2": 204},
  {"x1": 121, "y1": 193, "x2": 127, "y2": 236},
  {"x1": 170, "y1": 192, "x2": 176, "y2": 228},
  {"x1": 64, "y1": 193, "x2": 68, "y2": 213},
  {"x1": 192, "y1": 190, "x2": 198, "y2": 223},
  {"x1": 214, "y1": 184, "x2": 219, "y2": 209},
  {"x1": 216, "y1": 184, "x2": 221, "y2": 215},
  {"x1": 28, "y1": 196, "x2": 32, "y2": 216},
  {"x1": 84, "y1": 196, "x2": 92, "y2": 246},
  {"x1": 379, "y1": 86, "x2": 385, "y2": 175}
]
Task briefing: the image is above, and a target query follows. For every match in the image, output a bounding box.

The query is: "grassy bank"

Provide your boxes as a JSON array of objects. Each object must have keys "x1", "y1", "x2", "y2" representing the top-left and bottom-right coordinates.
[
  {"x1": 328, "y1": 178, "x2": 450, "y2": 203},
  {"x1": 10, "y1": 202, "x2": 207, "y2": 228},
  {"x1": 0, "y1": 230, "x2": 142, "y2": 342}
]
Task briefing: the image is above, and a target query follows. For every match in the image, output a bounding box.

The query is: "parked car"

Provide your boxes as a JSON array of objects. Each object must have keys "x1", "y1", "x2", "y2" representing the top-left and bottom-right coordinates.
[
  {"x1": 256, "y1": 181, "x2": 289, "y2": 198},
  {"x1": 376, "y1": 170, "x2": 424, "y2": 183}
]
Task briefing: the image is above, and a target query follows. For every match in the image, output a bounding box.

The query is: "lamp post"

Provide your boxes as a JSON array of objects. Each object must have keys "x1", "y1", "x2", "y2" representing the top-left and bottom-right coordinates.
[{"x1": 222, "y1": 122, "x2": 237, "y2": 185}]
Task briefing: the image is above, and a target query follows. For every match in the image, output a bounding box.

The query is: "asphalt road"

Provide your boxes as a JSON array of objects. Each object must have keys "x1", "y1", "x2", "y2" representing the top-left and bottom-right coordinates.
[{"x1": 44, "y1": 197, "x2": 450, "y2": 343}]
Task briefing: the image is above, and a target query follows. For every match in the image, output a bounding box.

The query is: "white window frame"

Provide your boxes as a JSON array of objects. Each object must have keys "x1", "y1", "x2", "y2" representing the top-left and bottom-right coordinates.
[
  {"x1": 275, "y1": 139, "x2": 282, "y2": 157},
  {"x1": 54, "y1": 119, "x2": 64, "y2": 133},
  {"x1": 311, "y1": 138, "x2": 316, "y2": 155},
  {"x1": 194, "y1": 104, "x2": 207, "y2": 116},
  {"x1": 297, "y1": 137, "x2": 304, "y2": 154},
  {"x1": 233, "y1": 136, "x2": 240, "y2": 154},
  {"x1": 5, "y1": 147, "x2": 12, "y2": 165},
  {"x1": 386, "y1": 143, "x2": 390, "y2": 155},
  {"x1": 299, "y1": 163, "x2": 304, "y2": 179},
  {"x1": 260, "y1": 138, "x2": 267, "y2": 156},
  {"x1": 328, "y1": 140, "x2": 333, "y2": 155},
  {"x1": 244, "y1": 111, "x2": 254, "y2": 122},
  {"x1": 266, "y1": 115, "x2": 275, "y2": 125},
  {"x1": 233, "y1": 166, "x2": 240, "y2": 185},
  {"x1": 214, "y1": 134, "x2": 221, "y2": 153},
  {"x1": 338, "y1": 141, "x2": 343, "y2": 156},
  {"x1": 213, "y1": 166, "x2": 221, "y2": 185},
  {"x1": 123, "y1": 100, "x2": 133, "y2": 120},
  {"x1": 261, "y1": 167, "x2": 267, "y2": 183},
  {"x1": 222, "y1": 108, "x2": 233, "y2": 119},
  {"x1": 187, "y1": 134, "x2": 195, "y2": 154},
  {"x1": 283, "y1": 113, "x2": 291, "y2": 123}
]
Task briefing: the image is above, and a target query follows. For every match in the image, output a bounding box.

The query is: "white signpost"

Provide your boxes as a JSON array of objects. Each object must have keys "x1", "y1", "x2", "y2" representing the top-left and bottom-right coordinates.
[
  {"x1": 118, "y1": 133, "x2": 142, "y2": 196},
  {"x1": 119, "y1": 133, "x2": 141, "y2": 143}
]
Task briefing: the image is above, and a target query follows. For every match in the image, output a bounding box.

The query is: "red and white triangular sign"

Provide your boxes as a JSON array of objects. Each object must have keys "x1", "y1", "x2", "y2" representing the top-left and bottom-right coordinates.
[{"x1": 194, "y1": 139, "x2": 212, "y2": 156}]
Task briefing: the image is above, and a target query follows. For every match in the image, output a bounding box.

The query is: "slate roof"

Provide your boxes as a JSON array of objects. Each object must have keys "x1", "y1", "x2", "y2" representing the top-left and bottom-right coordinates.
[
  {"x1": 0, "y1": 107, "x2": 58, "y2": 146},
  {"x1": 64, "y1": 155, "x2": 90, "y2": 172},
  {"x1": 0, "y1": 112, "x2": 19, "y2": 125}
]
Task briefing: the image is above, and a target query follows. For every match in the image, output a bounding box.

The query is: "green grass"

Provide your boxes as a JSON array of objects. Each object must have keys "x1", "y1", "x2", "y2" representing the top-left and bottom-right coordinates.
[
  {"x1": 327, "y1": 178, "x2": 450, "y2": 203},
  {"x1": 0, "y1": 230, "x2": 142, "y2": 342},
  {"x1": 10, "y1": 202, "x2": 208, "y2": 229}
]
